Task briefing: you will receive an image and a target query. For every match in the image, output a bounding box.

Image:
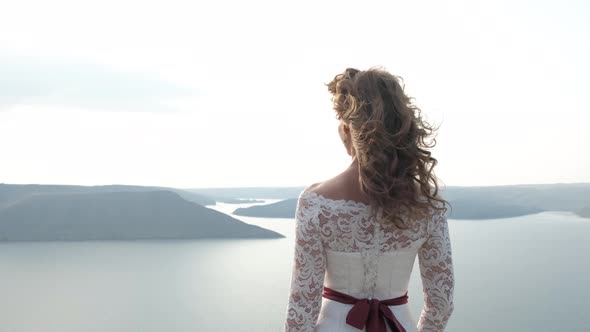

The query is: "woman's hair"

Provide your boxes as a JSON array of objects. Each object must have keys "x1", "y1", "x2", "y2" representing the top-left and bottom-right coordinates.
[{"x1": 327, "y1": 67, "x2": 449, "y2": 229}]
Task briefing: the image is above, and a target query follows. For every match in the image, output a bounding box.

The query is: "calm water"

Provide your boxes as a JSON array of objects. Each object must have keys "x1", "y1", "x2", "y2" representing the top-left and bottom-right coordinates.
[{"x1": 0, "y1": 201, "x2": 589, "y2": 332}]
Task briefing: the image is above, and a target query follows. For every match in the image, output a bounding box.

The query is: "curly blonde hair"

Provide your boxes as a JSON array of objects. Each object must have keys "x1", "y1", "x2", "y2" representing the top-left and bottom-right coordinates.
[{"x1": 327, "y1": 67, "x2": 448, "y2": 229}]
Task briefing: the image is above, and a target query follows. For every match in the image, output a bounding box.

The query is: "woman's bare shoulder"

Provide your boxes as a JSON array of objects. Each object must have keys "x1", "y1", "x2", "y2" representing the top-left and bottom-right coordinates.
[
  {"x1": 303, "y1": 177, "x2": 342, "y2": 195},
  {"x1": 303, "y1": 175, "x2": 368, "y2": 204},
  {"x1": 305, "y1": 182, "x2": 323, "y2": 192}
]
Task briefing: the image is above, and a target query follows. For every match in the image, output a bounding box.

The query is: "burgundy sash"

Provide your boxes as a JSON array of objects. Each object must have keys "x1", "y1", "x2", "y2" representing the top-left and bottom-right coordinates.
[{"x1": 322, "y1": 286, "x2": 408, "y2": 332}]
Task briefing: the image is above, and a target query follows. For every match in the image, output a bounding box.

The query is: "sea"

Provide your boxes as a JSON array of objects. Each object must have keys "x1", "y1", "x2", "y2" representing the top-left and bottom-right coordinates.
[{"x1": 0, "y1": 200, "x2": 589, "y2": 332}]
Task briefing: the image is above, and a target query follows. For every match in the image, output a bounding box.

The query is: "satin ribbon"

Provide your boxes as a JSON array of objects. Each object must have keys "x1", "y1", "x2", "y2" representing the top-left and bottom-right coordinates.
[{"x1": 322, "y1": 286, "x2": 408, "y2": 332}]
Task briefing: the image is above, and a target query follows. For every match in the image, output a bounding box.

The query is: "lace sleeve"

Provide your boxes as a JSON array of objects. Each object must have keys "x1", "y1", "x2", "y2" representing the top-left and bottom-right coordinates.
[
  {"x1": 417, "y1": 208, "x2": 455, "y2": 332},
  {"x1": 284, "y1": 193, "x2": 326, "y2": 332}
]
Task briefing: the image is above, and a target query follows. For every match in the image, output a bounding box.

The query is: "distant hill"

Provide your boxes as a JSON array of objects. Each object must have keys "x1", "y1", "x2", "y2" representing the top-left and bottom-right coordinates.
[
  {"x1": 444, "y1": 199, "x2": 543, "y2": 219},
  {"x1": 231, "y1": 183, "x2": 590, "y2": 220},
  {"x1": 186, "y1": 187, "x2": 306, "y2": 200},
  {"x1": 0, "y1": 183, "x2": 215, "y2": 209},
  {"x1": 441, "y1": 183, "x2": 590, "y2": 213},
  {"x1": 218, "y1": 198, "x2": 266, "y2": 204},
  {"x1": 0, "y1": 190, "x2": 282, "y2": 241},
  {"x1": 234, "y1": 199, "x2": 297, "y2": 218}
]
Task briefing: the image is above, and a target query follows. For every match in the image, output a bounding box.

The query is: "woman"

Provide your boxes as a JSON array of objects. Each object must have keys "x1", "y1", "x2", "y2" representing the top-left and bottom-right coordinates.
[{"x1": 283, "y1": 67, "x2": 455, "y2": 332}]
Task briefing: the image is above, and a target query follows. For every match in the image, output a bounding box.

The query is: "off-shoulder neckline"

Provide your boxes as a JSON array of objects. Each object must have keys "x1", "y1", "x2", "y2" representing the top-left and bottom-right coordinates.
[{"x1": 300, "y1": 190, "x2": 372, "y2": 210}]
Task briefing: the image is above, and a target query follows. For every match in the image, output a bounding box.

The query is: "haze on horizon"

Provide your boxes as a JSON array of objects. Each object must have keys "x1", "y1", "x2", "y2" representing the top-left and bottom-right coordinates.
[{"x1": 1, "y1": 0, "x2": 588, "y2": 189}]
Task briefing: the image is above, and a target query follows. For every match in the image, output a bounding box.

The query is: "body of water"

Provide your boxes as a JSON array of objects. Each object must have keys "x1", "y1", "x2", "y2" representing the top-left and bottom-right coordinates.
[{"x1": 0, "y1": 201, "x2": 589, "y2": 331}]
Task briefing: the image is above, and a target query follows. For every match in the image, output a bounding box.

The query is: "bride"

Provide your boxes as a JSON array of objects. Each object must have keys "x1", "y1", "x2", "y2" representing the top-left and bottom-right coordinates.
[{"x1": 283, "y1": 67, "x2": 454, "y2": 332}]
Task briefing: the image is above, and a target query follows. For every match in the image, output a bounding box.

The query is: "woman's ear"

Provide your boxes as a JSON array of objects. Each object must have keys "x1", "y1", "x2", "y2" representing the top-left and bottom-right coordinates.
[{"x1": 343, "y1": 123, "x2": 350, "y2": 134}]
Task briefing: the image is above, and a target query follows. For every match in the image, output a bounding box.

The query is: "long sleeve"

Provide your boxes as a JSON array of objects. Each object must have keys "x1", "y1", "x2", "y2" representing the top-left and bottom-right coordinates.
[
  {"x1": 284, "y1": 194, "x2": 327, "y2": 332},
  {"x1": 417, "y1": 208, "x2": 455, "y2": 331}
]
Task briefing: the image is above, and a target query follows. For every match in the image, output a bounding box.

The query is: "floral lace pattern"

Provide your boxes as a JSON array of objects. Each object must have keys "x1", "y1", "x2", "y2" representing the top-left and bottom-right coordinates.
[
  {"x1": 416, "y1": 206, "x2": 455, "y2": 331},
  {"x1": 284, "y1": 189, "x2": 454, "y2": 332}
]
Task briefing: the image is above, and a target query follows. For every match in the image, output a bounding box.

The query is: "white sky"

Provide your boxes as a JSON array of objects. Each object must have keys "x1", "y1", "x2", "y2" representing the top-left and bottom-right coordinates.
[{"x1": 0, "y1": 0, "x2": 588, "y2": 188}]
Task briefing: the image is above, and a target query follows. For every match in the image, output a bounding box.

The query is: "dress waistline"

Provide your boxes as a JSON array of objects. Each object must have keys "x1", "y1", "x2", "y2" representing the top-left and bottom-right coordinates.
[{"x1": 322, "y1": 286, "x2": 408, "y2": 332}]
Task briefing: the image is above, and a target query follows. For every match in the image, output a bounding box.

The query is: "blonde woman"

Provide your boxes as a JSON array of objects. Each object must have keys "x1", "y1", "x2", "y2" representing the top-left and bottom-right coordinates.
[{"x1": 284, "y1": 67, "x2": 455, "y2": 332}]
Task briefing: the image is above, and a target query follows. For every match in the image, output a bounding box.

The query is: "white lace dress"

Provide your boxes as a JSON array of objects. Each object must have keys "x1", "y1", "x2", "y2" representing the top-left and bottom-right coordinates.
[{"x1": 283, "y1": 190, "x2": 454, "y2": 332}]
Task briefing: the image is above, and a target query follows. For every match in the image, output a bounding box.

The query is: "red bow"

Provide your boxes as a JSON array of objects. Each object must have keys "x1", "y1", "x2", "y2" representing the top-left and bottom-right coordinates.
[{"x1": 322, "y1": 286, "x2": 408, "y2": 332}]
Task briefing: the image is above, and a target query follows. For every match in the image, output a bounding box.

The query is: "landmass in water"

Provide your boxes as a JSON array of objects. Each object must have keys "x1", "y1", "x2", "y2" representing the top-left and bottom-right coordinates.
[
  {"x1": 226, "y1": 183, "x2": 590, "y2": 220},
  {"x1": 1, "y1": 182, "x2": 587, "y2": 242},
  {"x1": 0, "y1": 184, "x2": 282, "y2": 241}
]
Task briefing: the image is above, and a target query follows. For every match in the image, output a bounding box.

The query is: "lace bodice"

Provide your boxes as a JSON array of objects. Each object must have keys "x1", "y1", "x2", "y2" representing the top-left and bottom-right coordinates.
[{"x1": 284, "y1": 189, "x2": 454, "y2": 332}]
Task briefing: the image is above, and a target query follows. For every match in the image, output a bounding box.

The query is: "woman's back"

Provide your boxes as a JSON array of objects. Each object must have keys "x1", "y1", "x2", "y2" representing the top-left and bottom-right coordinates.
[
  {"x1": 283, "y1": 188, "x2": 454, "y2": 332},
  {"x1": 284, "y1": 66, "x2": 454, "y2": 331}
]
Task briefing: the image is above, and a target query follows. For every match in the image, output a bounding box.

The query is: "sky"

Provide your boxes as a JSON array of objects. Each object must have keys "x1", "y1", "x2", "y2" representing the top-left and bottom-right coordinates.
[{"x1": 0, "y1": 0, "x2": 588, "y2": 189}]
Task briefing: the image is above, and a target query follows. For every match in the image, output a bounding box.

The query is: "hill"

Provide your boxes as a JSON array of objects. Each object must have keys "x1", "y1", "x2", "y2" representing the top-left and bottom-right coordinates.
[
  {"x1": 442, "y1": 183, "x2": 590, "y2": 213},
  {"x1": 231, "y1": 183, "x2": 590, "y2": 220},
  {"x1": 234, "y1": 198, "x2": 298, "y2": 218},
  {"x1": 186, "y1": 186, "x2": 306, "y2": 200},
  {"x1": 0, "y1": 183, "x2": 215, "y2": 209},
  {"x1": 0, "y1": 190, "x2": 282, "y2": 241}
]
